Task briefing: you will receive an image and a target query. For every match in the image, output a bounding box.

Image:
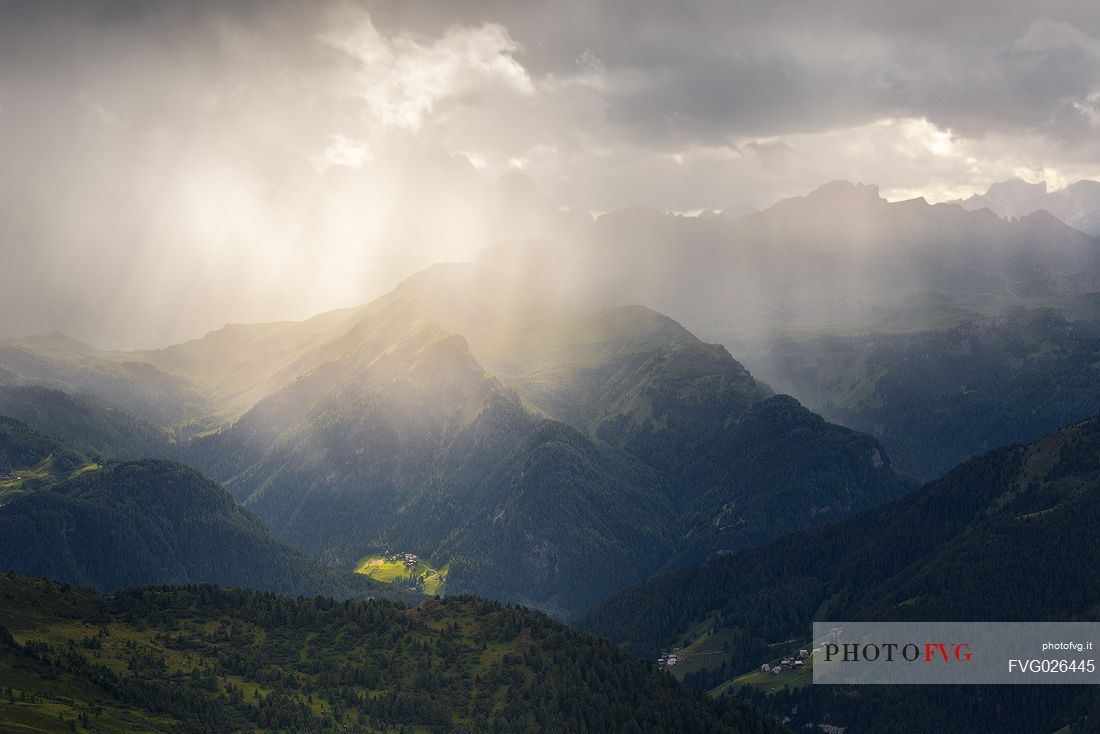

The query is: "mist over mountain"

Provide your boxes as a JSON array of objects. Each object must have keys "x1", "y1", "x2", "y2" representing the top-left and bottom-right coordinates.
[
  {"x1": 4, "y1": 172, "x2": 1099, "y2": 618},
  {"x1": 477, "y1": 180, "x2": 1100, "y2": 351},
  {"x1": 0, "y1": 254, "x2": 907, "y2": 618},
  {"x1": 173, "y1": 264, "x2": 906, "y2": 616},
  {"x1": 750, "y1": 308, "x2": 1100, "y2": 479},
  {"x1": 956, "y1": 177, "x2": 1100, "y2": 236},
  {"x1": 0, "y1": 334, "x2": 207, "y2": 429},
  {"x1": 9, "y1": 172, "x2": 1100, "y2": 618},
  {"x1": 7, "y1": 174, "x2": 1098, "y2": 355},
  {"x1": 0, "y1": 385, "x2": 169, "y2": 460}
]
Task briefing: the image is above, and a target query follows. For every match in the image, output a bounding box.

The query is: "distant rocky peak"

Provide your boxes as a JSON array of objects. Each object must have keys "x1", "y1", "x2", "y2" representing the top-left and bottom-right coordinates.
[
  {"x1": 984, "y1": 177, "x2": 1047, "y2": 199},
  {"x1": 805, "y1": 180, "x2": 883, "y2": 205}
]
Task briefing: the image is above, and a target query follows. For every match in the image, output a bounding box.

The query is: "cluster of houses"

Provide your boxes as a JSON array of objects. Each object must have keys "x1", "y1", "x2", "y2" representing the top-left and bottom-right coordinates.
[
  {"x1": 653, "y1": 643, "x2": 818, "y2": 676},
  {"x1": 656, "y1": 649, "x2": 681, "y2": 669},
  {"x1": 760, "y1": 648, "x2": 811, "y2": 675},
  {"x1": 384, "y1": 552, "x2": 420, "y2": 568}
]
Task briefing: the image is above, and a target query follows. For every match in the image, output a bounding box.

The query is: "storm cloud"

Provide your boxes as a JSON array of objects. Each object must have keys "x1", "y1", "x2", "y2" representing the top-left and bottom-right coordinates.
[{"x1": 2, "y1": 0, "x2": 1099, "y2": 346}]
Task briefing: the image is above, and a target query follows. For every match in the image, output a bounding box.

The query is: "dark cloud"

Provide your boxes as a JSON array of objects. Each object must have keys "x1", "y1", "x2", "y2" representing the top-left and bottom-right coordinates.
[
  {"x1": 0, "y1": 0, "x2": 1099, "y2": 344},
  {"x1": 366, "y1": 0, "x2": 1100, "y2": 144}
]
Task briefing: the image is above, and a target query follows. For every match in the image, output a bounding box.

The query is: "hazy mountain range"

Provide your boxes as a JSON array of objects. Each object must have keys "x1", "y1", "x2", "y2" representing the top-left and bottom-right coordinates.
[
  {"x1": 4, "y1": 177, "x2": 1100, "y2": 617},
  {"x1": 3, "y1": 175, "x2": 1100, "y2": 733},
  {"x1": 1, "y1": 261, "x2": 909, "y2": 617},
  {"x1": 955, "y1": 177, "x2": 1100, "y2": 236},
  {"x1": 749, "y1": 307, "x2": 1100, "y2": 479},
  {"x1": 480, "y1": 179, "x2": 1100, "y2": 348}
]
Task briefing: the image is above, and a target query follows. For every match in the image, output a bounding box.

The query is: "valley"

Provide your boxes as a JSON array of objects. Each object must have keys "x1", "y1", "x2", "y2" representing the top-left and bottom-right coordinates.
[
  {"x1": 0, "y1": 416, "x2": 102, "y2": 501},
  {"x1": 744, "y1": 308, "x2": 1100, "y2": 479},
  {"x1": 0, "y1": 455, "x2": 100, "y2": 499}
]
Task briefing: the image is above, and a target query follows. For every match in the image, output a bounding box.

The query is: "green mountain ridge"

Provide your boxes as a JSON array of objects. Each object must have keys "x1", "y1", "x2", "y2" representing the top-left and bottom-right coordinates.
[
  {"x1": 0, "y1": 419, "x2": 414, "y2": 604},
  {"x1": 0, "y1": 574, "x2": 786, "y2": 734},
  {"x1": 0, "y1": 416, "x2": 93, "y2": 479}
]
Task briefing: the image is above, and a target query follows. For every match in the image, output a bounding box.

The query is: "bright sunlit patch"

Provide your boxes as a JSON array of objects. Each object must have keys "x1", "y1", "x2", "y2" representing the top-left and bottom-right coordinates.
[
  {"x1": 927, "y1": 131, "x2": 954, "y2": 157},
  {"x1": 898, "y1": 118, "x2": 956, "y2": 159},
  {"x1": 319, "y1": 4, "x2": 533, "y2": 134},
  {"x1": 323, "y1": 134, "x2": 373, "y2": 169}
]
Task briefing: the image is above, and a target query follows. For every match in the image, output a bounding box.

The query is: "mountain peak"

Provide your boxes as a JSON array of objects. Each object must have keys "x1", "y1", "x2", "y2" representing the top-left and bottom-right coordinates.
[
  {"x1": 984, "y1": 177, "x2": 1047, "y2": 199},
  {"x1": 1059, "y1": 179, "x2": 1100, "y2": 197},
  {"x1": 805, "y1": 180, "x2": 882, "y2": 204},
  {"x1": 763, "y1": 180, "x2": 884, "y2": 221}
]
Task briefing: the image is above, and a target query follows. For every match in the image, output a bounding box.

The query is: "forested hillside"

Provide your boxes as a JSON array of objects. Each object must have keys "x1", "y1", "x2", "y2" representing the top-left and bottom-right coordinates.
[
  {"x1": 580, "y1": 416, "x2": 1100, "y2": 732},
  {"x1": 0, "y1": 385, "x2": 169, "y2": 460},
  {"x1": 0, "y1": 416, "x2": 92, "y2": 479},
  {"x1": 755, "y1": 308, "x2": 1100, "y2": 478},
  {"x1": 0, "y1": 418, "x2": 414, "y2": 603},
  {"x1": 0, "y1": 575, "x2": 786, "y2": 733}
]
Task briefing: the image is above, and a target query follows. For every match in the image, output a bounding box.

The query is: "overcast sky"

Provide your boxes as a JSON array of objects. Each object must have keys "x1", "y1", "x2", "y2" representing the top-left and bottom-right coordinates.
[{"x1": 3, "y1": 0, "x2": 1100, "y2": 346}]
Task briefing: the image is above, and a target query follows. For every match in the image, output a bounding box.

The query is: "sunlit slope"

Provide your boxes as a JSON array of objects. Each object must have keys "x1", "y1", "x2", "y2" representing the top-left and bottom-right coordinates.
[
  {"x1": 0, "y1": 422, "x2": 414, "y2": 603},
  {"x1": 129, "y1": 306, "x2": 364, "y2": 421},
  {"x1": 187, "y1": 265, "x2": 906, "y2": 615},
  {"x1": 355, "y1": 553, "x2": 449, "y2": 594},
  {"x1": 0, "y1": 575, "x2": 783, "y2": 734},
  {"x1": 579, "y1": 416, "x2": 1100, "y2": 731}
]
